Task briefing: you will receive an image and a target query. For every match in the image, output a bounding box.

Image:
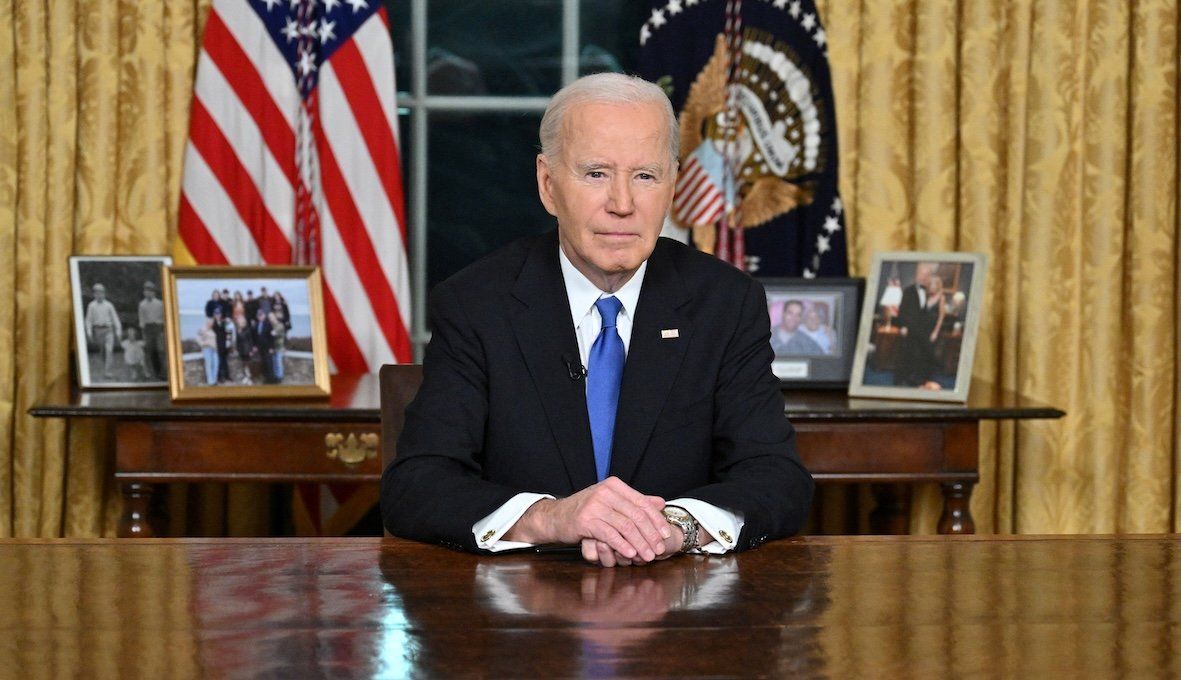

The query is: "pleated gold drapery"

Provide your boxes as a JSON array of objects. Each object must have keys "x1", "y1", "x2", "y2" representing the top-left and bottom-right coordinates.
[
  {"x1": 819, "y1": 0, "x2": 1179, "y2": 533},
  {"x1": 0, "y1": 0, "x2": 273, "y2": 538},
  {"x1": 1, "y1": 1, "x2": 1177, "y2": 536}
]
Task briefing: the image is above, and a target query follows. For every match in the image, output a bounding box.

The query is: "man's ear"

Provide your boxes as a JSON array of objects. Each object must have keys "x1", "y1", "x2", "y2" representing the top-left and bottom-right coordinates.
[{"x1": 536, "y1": 153, "x2": 558, "y2": 217}]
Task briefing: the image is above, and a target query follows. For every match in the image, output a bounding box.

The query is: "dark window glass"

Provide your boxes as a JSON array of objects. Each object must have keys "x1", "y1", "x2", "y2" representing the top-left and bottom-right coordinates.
[
  {"x1": 579, "y1": 1, "x2": 645, "y2": 77},
  {"x1": 427, "y1": 1, "x2": 562, "y2": 96},
  {"x1": 427, "y1": 112, "x2": 553, "y2": 288},
  {"x1": 389, "y1": 1, "x2": 411, "y2": 96}
]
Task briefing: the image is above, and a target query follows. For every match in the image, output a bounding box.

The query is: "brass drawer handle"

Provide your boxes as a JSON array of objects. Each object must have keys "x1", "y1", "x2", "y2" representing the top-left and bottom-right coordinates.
[{"x1": 325, "y1": 432, "x2": 380, "y2": 466}]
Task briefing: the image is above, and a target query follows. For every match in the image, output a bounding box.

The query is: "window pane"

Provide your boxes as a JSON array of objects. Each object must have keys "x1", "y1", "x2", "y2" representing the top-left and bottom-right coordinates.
[
  {"x1": 388, "y1": 0, "x2": 411, "y2": 96},
  {"x1": 427, "y1": 1, "x2": 562, "y2": 96},
  {"x1": 427, "y1": 112, "x2": 553, "y2": 289},
  {"x1": 397, "y1": 108, "x2": 413, "y2": 240},
  {"x1": 579, "y1": 1, "x2": 645, "y2": 77}
]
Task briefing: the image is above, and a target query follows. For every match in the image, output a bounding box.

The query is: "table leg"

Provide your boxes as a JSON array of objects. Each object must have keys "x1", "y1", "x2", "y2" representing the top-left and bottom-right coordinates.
[
  {"x1": 937, "y1": 481, "x2": 976, "y2": 534},
  {"x1": 119, "y1": 482, "x2": 156, "y2": 538},
  {"x1": 869, "y1": 484, "x2": 911, "y2": 535}
]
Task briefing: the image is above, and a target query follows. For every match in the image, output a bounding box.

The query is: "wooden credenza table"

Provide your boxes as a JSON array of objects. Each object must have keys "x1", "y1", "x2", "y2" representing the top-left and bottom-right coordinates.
[
  {"x1": 29, "y1": 374, "x2": 1062, "y2": 537},
  {"x1": 0, "y1": 535, "x2": 1175, "y2": 678}
]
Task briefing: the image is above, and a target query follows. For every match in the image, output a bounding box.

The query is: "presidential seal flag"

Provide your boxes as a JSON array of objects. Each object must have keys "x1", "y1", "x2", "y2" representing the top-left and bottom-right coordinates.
[{"x1": 639, "y1": 0, "x2": 848, "y2": 278}]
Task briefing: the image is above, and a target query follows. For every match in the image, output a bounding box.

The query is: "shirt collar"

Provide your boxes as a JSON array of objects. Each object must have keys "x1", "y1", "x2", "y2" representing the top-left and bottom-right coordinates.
[{"x1": 558, "y1": 244, "x2": 647, "y2": 328}]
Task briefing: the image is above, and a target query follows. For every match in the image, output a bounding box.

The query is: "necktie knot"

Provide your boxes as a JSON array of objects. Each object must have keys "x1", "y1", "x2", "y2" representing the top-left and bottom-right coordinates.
[{"x1": 595, "y1": 296, "x2": 623, "y2": 329}]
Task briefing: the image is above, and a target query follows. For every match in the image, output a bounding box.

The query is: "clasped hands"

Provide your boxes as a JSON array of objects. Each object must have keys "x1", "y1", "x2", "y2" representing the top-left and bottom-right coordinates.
[{"x1": 504, "y1": 477, "x2": 686, "y2": 567}]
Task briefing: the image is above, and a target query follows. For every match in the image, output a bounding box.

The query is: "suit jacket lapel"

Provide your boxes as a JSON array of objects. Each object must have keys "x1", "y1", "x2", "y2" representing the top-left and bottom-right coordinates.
[
  {"x1": 610, "y1": 242, "x2": 692, "y2": 483},
  {"x1": 510, "y1": 232, "x2": 598, "y2": 490}
]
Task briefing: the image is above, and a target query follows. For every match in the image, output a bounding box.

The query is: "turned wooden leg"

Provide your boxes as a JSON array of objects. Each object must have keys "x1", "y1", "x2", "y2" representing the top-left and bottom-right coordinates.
[
  {"x1": 938, "y1": 481, "x2": 976, "y2": 534},
  {"x1": 869, "y1": 484, "x2": 912, "y2": 535},
  {"x1": 119, "y1": 482, "x2": 156, "y2": 538}
]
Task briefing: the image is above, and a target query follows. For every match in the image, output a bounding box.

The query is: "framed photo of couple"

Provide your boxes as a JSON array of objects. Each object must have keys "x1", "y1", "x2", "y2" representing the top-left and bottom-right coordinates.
[
  {"x1": 161, "y1": 265, "x2": 331, "y2": 401},
  {"x1": 849, "y1": 252, "x2": 988, "y2": 403}
]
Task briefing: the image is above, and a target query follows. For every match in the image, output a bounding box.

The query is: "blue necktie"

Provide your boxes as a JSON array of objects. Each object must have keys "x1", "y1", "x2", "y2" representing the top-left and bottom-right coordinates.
[{"x1": 587, "y1": 296, "x2": 624, "y2": 482}]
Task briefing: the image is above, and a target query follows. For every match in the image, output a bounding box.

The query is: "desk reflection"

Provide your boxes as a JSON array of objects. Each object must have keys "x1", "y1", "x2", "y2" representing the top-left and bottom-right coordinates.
[
  {"x1": 3, "y1": 537, "x2": 1170, "y2": 679},
  {"x1": 377, "y1": 548, "x2": 829, "y2": 677}
]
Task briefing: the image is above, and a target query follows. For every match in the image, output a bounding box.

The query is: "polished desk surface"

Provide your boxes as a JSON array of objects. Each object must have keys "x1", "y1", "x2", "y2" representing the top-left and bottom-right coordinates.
[
  {"x1": 0, "y1": 535, "x2": 1173, "y2": 679},
  {"x1": 30, "y1": 374, "x2": 1064, "y2": 423}
]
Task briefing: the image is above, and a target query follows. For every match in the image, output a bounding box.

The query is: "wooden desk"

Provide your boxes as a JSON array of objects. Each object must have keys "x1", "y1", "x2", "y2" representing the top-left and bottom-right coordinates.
[
  {"x1": 29, "y1": 376, "x2": 1062, "y2": 537},
  {"x1": 0, "y1": 535, "x2": 1174, "y2": 678}
]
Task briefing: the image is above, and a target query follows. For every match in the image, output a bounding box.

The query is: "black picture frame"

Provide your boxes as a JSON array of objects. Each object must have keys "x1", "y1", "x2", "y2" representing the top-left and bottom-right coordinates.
[
  {"x1": 761, "y1": 277, "x2": 865, "y2": 389},
  {"x1": 69, "y1": 255, "x2": 173, "y2": 389}
]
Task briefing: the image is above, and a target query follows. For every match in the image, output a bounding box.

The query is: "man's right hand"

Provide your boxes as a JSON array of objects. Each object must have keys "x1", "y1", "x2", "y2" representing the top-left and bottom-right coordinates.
[{"x1": 504, "y1": 477, "x2": 671, "y2": 562}]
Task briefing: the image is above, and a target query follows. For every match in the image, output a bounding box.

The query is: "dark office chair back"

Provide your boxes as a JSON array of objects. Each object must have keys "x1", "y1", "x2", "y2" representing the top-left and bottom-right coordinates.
[
  {"x1": 379, "y1": 363, "x2": 424, "y2": 472},
  {"x1": 379, "y1": 364, "x2": 424, "y2": 537}
]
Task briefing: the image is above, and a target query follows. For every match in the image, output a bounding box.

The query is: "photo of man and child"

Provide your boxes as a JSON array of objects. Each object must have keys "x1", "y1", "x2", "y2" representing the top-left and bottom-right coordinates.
[
  {"x1": 175, "y1": 279, "x2": 315, "y2": 388},
  {"x1": 70, "y1": 256, "x2": 171, "y2": 388}
]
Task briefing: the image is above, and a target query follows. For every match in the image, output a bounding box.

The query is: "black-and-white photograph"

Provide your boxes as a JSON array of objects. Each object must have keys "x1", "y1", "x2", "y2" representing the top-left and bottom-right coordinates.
[{"x1": 69, "y1": 255, "x2": 172, "y2": 389}]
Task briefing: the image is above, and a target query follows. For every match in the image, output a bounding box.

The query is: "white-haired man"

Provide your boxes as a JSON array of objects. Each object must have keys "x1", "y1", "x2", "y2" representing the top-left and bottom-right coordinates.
[{"x1": 382, "y1": 73, "x2": 813, "y2": 567}]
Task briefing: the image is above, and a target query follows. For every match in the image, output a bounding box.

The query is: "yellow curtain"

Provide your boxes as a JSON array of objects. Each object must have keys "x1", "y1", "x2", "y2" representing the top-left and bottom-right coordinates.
[
  {"x1": 0, "y1": 0, "x2": 217, "y2": 537},
  {"x1": 820, "y1": 0, "x2": 1179, "y2": 532}
]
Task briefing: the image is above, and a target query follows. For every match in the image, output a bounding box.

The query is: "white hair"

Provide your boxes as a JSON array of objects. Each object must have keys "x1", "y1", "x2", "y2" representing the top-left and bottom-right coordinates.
[{"x1": 539, "y1": 73, "x2": 679, "y2": 163}]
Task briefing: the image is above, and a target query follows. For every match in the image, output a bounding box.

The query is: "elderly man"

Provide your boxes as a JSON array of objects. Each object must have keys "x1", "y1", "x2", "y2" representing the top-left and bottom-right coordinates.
[
  {"x1": 381, "y1": 73, "x2": 813, "y2": 567},
  {"x1": 894, "y1": 262, "x2": 942, "y2": 388}
]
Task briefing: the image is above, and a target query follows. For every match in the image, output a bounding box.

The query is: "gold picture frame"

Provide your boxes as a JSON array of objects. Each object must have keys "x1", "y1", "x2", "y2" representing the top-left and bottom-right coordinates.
[{"x1": 163, "y1": 265, "x2": 331, "y2": 401}]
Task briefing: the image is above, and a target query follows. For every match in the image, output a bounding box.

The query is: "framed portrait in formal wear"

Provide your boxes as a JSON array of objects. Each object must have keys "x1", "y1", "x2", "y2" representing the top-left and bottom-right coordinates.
[
  {"x1": 849, "y1": 252, "x2": 988, "y2": 402},
  {"x1": 762, "y1": 278, "x2": 864, "y2": 388},
  {"x1": 69, "y1": 255, "x2": 173, "y2": 389},
  {"x1": 162, "y1": 265, "x2": 331, "y2": 400}
]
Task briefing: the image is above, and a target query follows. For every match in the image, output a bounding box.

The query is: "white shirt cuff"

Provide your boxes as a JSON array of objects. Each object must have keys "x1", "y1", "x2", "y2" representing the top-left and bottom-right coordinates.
[
  {"x1": 667, "y1": 498, "x2": 743, "y2": 554},
  {"x1": 472, "y1": 492, "x2": 555, "y2": 552}
]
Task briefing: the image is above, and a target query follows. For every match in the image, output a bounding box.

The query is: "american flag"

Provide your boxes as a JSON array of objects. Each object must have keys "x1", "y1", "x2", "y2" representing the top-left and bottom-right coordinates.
[
  {"x1": 179, "y1": 0, "x2": 412, "y2": 372},
  {"x1": 672, "y1": 153, "x2": 726, "y2": 229}
]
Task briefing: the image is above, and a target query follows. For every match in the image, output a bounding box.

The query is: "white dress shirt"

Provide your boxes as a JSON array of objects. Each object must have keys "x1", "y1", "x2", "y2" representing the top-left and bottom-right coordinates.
[{"x1": 472, "y1": 245, "x2": 744, "y2": 554}]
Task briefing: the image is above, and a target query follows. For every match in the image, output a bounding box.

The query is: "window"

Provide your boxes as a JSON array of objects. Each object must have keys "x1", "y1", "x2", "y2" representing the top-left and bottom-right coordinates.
[{"x1": 389, "y1": 1, "x2": 644, "y2": 354}]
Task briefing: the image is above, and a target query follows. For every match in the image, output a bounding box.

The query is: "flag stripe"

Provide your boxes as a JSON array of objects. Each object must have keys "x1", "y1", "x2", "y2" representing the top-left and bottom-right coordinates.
[
  {"x1": 352, "y1": 10, "x2": 401, "y2": 148},
  {"x1": 188, "y1": 99, "x2": 293, "y2": 263},
  {"x1": 318, "y1": 62, "x2": 411, "y2": 324},
  {"x1": 321, "y1": 282, "x2": 372, "y2": 372},
  {"x1": 314, "y1": 120, "x2": 412, "y2": 362},
  {"x1": 201, "y1": 11, "x2": 298, "y2": 186},
  {"x1": 321, "y1": 206, "x2": 402, "y2": 367},
  {"x1": 324, "y1": 38, "x2": 408, "y2": 240},
  {"x1": 178, "y1": 195, "x2": 230, "y2": 264},
  {"x1": 181, "y1": 145, "x2": 264, "y2": 263},
  {"x1": 193, "y1": 52, "x2": 296, "y2": 244},
  {"x1": 211, "y1": 0, "x2": 299, "y2": 127}
]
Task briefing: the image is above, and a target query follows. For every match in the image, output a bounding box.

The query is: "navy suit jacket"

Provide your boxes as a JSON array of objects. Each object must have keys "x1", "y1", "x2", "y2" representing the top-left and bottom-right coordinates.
[{"x1": 381, "y1": 231, "x2": 813, "y2": 552}]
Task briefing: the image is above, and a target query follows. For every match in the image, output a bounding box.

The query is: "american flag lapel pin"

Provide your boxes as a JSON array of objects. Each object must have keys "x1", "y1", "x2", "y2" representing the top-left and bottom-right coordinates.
[{"x1": 661, "y1": 329, "x2": 679, "y2": 339}]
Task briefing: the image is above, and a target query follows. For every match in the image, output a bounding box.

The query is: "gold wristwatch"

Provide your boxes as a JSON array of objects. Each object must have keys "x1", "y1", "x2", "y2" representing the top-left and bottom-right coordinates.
[{"x1": 661, "y1": 505, "x2": 699, "y2": 553}]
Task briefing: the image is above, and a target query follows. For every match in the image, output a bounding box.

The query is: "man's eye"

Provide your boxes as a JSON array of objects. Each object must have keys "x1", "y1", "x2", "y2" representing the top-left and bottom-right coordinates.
[
  {"x1": 586, "y1": 171, "x2": 606, "y2": 179},
  {"x1": 636, "y1": 173, "x2": 656, "y2": 181}
]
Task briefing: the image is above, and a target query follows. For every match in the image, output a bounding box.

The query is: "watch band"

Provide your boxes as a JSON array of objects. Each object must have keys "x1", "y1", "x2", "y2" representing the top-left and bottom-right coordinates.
[{"x1": 662, "y1": 505, "x2": 699, "y2": 553}]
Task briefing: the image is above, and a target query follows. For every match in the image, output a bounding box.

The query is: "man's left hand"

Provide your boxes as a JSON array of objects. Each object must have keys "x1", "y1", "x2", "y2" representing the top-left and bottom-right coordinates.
[{"x1": 582, "y1": 528, "x2": 682, "y2": 567}]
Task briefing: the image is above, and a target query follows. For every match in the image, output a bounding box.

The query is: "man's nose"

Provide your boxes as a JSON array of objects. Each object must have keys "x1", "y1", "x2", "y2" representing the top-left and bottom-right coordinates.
[{"x1": 606, "y1": 176, "x2": 635, "y2": 215}]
